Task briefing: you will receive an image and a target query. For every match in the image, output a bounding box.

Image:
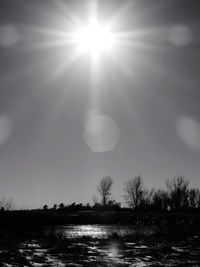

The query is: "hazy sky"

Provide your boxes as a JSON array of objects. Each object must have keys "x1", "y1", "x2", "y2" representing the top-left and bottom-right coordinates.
[{"x1": 0, "y1": 0, "x2": 200, "y2": 208}]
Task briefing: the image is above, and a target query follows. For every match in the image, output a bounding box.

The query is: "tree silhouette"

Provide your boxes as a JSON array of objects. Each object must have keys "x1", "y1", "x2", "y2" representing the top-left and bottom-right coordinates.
[
  {"x1": 188, "y1": 188, "x2": 200, "y2": 209},
  {"x1": 0, "y1": 197, "x2": 15, "y2": 210},
  {"x1": 152, "y1": 189, "x2": 169, "y2": 211},
  {"x1": 166, "y1": 176, "x2": 189, "y2": 211},
  {"x1": 124, "y1": 176, "x2": 146, "y2": 210},
  {"x1": 53, "y1": 204, "x2": 57, "y2": 210},
  {"x1": 97, "y1": 176, "x2": 113, "y2": 206}
]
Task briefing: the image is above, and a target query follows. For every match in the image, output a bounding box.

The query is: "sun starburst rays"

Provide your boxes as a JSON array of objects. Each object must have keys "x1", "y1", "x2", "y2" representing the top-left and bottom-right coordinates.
[
  {"x1": 5, "y1": 0, "x2": 177, "y2": 122},
  {"x1": 13, "y1": 1, "x2": 172, "y2": 87},
  {"x1": 1, "y1": 0, "x2": 184, "y2": 153}
]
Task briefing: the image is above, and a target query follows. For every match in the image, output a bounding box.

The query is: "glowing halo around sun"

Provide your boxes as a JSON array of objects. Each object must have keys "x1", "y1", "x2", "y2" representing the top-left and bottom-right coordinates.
[{"x1": 72, "y1": 17, "x2": 115, "y2": 60}]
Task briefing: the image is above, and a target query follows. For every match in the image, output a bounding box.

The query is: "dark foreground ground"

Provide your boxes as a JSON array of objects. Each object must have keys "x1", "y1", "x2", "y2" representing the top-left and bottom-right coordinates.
[
  {"x1": 0, "y1": 211, "x2": 200, "y2": 266},
  {"x1": 1, "y1": 224, "x2": 200, "y2": 266}
]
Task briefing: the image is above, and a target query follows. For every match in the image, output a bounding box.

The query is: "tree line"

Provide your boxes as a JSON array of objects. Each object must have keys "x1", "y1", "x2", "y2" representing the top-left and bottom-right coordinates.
[
  {"x1": 42, "y1": 175, "x2": 200, "y2": 213},
  {"x1": 96, "y1": 175, "x2": 200, "y2": 212}
]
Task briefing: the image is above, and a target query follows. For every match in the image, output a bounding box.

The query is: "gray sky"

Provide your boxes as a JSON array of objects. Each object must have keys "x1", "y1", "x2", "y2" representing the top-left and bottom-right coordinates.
[{"x1": 0, "y1": 0, "x2": 200, "y2": 208}]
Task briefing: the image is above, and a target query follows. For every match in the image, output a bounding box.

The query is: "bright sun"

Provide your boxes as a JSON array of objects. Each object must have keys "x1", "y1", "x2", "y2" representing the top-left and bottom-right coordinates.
[{"x1": 73, "y1": 17, "x2": 114, "y2": 60}]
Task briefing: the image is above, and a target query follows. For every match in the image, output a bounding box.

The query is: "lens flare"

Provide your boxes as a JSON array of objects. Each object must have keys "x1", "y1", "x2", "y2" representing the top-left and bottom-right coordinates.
[
  {"x1": 83, "y1": 114, "x2": 120, "y2": 152},
  {"x1": 176, "y1": 116, "x2": 200, "y2": 151}
]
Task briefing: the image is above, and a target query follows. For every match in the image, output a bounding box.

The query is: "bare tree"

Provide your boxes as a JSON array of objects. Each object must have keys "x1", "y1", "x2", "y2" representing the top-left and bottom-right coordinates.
[
  {"x1": 152, "y1": 189, "x2": 169, "y2": 211},
  {"x1": 188, "y1": 188, "x2": 200, "y2": 209},
  {"x1": 92, "y1": 194, "x2": 98, "y2": 205},
  {"x1": 144, "y1": 189, "x2": 155, "y2": 209},
  {"x1": 0, "y1": 197, "x2": 15, "y2": 210},
  {"x1": 166, "y1": 176, "x2": 189, "y2": 211},
  {"x1": 124, "y1": 176, "x2": 146, "y2": 210},
  {"x1": 97, "y1": 176, "x2": 113, "y2": 206}
]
